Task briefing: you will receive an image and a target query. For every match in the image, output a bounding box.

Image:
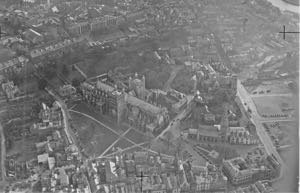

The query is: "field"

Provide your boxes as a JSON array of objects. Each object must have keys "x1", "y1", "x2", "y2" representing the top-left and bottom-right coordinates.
[
  {"x1": 0, "y1": 46, "x2": 14, "y2": 63},
  {"x1": 250, "y1": 81, "x2": 293, "y2": 95},
  {"x1": 124, "y1": 129, "x2": 148, "y2": 144},
  {"x1": 252, "y1": 96, "x2": 297, "y2": 116},
  {"x1": 272, "y1": 121, "x2": 299, "y2": 192},
  {"x1": 6, "y1": 136, "x2": 38, "y2": 162},
  {"x1": 70, "y1": 112, "x2": 120, "y2": 157},
  {"x1": 70, "y1": 102, "x2": 150, "y2": 157}
]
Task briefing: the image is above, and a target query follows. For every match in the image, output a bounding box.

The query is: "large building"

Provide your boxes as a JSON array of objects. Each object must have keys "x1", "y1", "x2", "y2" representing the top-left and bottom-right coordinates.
[
  {"x1": 227, "y1": 127, "x2": 259, "y2": 145},
  {"x1": 90, "y1": 15, "x2": 125, "y2": 32},
  {"x1": 67, "y1": 21, "x2": 91, "y2": 36},
  {"x1": 81, "y1": 75, "x2": 169, "y2": 133},
  {"x1": 0, "y1": 56, "x2": 29, "y2": 76},
  {"x1": 1, "y1": 81, "x2": 19, "y2": 99},
  {"x1": 222, "y1": 155, "x2": 281, "y2": 185},
  {"x1": 183, "y1": 127, "x2": 221, "y2": 143},
  {"x1": 29, "y1": 38, "x2": 83, "y2": 63},
  {"x1": 190, "y1": 164, "x2": 228, "y2": 192},
  {"x1": 81, "y1": 81, "x2": 126, "y2": 123}
]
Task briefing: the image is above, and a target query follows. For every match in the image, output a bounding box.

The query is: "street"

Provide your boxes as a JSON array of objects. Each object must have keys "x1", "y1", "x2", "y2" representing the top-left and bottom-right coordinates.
[
  {"x1": 211, "y1": 27, "x2": 287, "y2": 176},
  {"x1": 45, "y1": 88, "x2": 75, "y2": 146},
  {"x1": 236, "y1": 80, "x2": 287, "y2": 176},
  {"x1": 0, "y1": 122, "x2": 6, "y2": 184},
  {"x1": 155, "y1": 95, "x2": 194, "y2": 141}
]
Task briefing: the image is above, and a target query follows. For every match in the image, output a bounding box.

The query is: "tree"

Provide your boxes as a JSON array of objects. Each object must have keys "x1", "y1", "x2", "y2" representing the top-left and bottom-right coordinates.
[
  {"x1": 72, "y1": 78, "x2": 81, "y2": 88},
  {"x1": 165, "y1": 131, "x2": 174, "y2": 150},
  {"x1": 145, "y1": 131, "x2": 154, "y2": 148},
  {"x1": 62, "y1": 64, "x2": 69, "y2": 76},
  {"x1": 38, "y1": 79, "x2": 48, "y2": 90},
  {"x1": 175, "y1": 137, "x2": 185, "y2": 158}
]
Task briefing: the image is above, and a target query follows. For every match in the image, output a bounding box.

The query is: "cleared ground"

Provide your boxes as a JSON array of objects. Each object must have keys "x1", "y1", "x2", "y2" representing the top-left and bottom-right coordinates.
[{"x1": 252, "y1": 96, "x2": 296, "y2": 116}]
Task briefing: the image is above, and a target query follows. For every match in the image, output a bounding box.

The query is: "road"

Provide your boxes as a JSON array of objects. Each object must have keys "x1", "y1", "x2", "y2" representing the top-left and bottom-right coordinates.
[
  {"x1": 236, "y1": 80, "x2": 287, "y2": 174},
  {"x1": 211, "y1": 28, "x2": 287, "y2": 170},
  {"x1": 0, "y1": 122, "x2": 6, "y2": 183},
  {"x1": 155, "y1": 95, "x2": 194, "y2": 141},
  {"x1": 45, "y1": 88, "x2": 75, "y2": 146},
  {"x1": 69, "y1": 109, "x2": 175, "y2": 160}
]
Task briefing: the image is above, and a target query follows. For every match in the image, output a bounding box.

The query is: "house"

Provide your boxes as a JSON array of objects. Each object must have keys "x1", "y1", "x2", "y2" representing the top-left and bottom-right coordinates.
[
  {"x1": 23, "y1": 28, "x2": 43, "y2": 44},
  {"x1": 134, "y1": 151, "x2": 148, "y2": 164},
  {"x1": 58, "y1": 84, "x2": 76, "y2": 97},
  {"x1": 227, "y1": 127, "x2": 259, "y2": 145},
  {"x1": 0, "y1": 56, "x2": 29, "y2": 75},
  {"x1": 1, "y1": 81, "x2": 19, "y2": 99},
  {"x1": 38, "y1": 153, "x2": 49, "y2": 164}
]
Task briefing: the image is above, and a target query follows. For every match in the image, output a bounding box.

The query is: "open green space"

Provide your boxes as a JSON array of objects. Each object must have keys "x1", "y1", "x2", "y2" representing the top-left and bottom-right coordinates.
[
  {"x1": 70, "y1": 112, "x2": 119, "y2": 157},
  {"x1": 72, "y1": 102, "x2": 128, "y2": 133},
  {"x1": 124, "y1": 129, "x2": 148, "y2": 145},
  {"x1": 6, "y1": 136, "x2": 38, "y2": 162},
  {"x1": 103, "y1": 138, "x2": 134, "y2": 157},
  {"x1": 253, "y1": 96, "x2": 296, "y2": 116}
]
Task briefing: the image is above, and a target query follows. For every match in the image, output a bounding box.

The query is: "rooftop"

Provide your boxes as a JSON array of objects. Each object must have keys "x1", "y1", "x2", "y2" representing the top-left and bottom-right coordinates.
[
  {"x1": 187, "y1": 127, "x2": 220, "y2": 137},
  {"x1": 126, "y1": 94, "x2": 164, "y2": 116}
]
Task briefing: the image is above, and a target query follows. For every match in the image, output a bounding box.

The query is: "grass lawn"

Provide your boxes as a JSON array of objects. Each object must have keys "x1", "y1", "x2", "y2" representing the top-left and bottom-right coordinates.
[
  {"x1": 274, "y1": 122, "x2": 299, "y2": 192},
  {"x1": 124, "y1": 129, "x2": 148, "y2": 144},
  {"x1": 103, "y1": 138, "x2": 134, "y2": 157},
  {"x1": 7, "y1": 136, "x2": 38, "y2": 162},
  {"x1": 0, "y1": 46, "x2": 14, "y2": 62},
  {"x1": 73, "y1": 102, "x2": 128, "y2": 134},
  {"x1": 253, "y1": 96, "x2": 296, "y2": 116},
  {"x1": 70, "y1": 112, "x2": 119, "y2": 157}
]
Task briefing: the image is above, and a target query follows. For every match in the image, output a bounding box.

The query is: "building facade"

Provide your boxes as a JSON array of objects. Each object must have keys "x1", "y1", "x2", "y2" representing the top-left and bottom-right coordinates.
[
  {"x1": 81, "y1": 78, "x2": 169, "y2": 133},
  {"x1": 227, "y1": 127, "x2": 259, "y2": 145}
]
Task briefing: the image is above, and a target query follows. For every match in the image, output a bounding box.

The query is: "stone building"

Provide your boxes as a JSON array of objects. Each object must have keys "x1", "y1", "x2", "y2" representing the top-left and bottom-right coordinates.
[
  {"x1": 1, "y1": 81, "x2": 19, "y2": 99},
  {"x1": 0, "y1": 56, "x2": 29, "y2": 76},
  {"x1": 227, "y1": 127, "x2": 259, "y2": 145},
  {"x1": 81, "y1": 78, "x2": 169, "y2": 133},
  {"x1": 183, "y1": 127, "x2": 221, "y2": 143},
  {"x1": 128, "y1": 72, "x2": 146, "y2": 100},
  {"x1": 222, "y1": 155, "x2": 281, "y2": 185}
]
